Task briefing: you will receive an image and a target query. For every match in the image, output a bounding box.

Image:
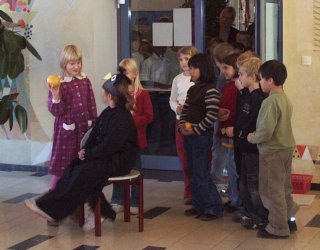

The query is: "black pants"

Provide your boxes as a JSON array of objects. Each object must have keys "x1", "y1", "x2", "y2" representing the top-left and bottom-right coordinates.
[{"x1": 36, "y1": 159, "x2": 120, "y2": 221}]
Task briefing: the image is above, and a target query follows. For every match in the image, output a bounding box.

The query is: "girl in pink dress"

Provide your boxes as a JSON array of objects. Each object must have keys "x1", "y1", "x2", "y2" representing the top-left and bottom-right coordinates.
[{"x1": 48, "y1": 44, "x2": 97, "y2": 190}]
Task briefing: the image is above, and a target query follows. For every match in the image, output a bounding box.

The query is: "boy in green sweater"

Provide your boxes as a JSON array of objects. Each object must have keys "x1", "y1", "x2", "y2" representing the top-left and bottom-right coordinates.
[{"x1": 247, "y1": 60, "x2": 299, "y2": 239}]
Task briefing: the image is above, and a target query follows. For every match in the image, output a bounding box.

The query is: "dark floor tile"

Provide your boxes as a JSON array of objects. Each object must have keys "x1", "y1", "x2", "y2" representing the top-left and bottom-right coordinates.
[
  {"x1": 142, "y1": 247, "x2": 166, "y2": 250},
  {"x1": 30, "y1": 172, "x2": 48, "y2": 177},
  {"x1": 7, "y1": 235, "x2": 54, "y2": 250},
  {"x1": 0, "y1": 163, "x2": 48, "y2": 173},
  {"x1": 144, "y1": 206, "x2": 171, "y2": 219},
  {"x1": 72, "y1": 245, "x2": 100, "y2": 250},
  {"x1": 3, "y1": 193, "x2": 40, "y2": 204},
  {"x1": 306, "y1": 214, "x2": 320, "y2": 228}
]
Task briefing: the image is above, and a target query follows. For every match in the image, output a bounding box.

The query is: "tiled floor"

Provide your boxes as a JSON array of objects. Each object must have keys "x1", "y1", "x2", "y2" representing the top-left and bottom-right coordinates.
[{"x1": 1, "y1": 170, "x2": 320, "y2": 250}]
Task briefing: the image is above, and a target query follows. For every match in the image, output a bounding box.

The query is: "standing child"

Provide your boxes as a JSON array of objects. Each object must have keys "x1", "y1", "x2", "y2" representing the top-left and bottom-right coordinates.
[
  {"x1": 111, "y1": 58, "x2": 153, "y2": 214},
  {"x1": 169, "y1": 46, "x2": 198, "y2": 205},
  {"x1": 217, "y1": 53, "x2": 241, "y2": 212},
  {"x1": 233, "y1": 56, "x2": 268, "y2": 229},
  {"x1": 48, "y1": 44, "x2": 97, "y2": 190},
  {"x1": 179, "y1": 53, "x2": 223, "y2": 221},
  {"x1": 247, "y1": 60, "x2": 299, "y2": 239}
]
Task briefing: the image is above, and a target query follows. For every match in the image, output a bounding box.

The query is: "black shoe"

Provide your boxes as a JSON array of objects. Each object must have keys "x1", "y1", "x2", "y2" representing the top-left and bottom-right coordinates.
[
  {"x1": 288, "y1": 219, "x2": 297, "y2": 233},
  {"x1": 198, "y1": 214, "x2": 222, "y2": 221},
  {"x1": 184, "y1": 198, "x2": 192, "y2": 205},
  {"x1": 241, "y1": 217, "x2": 267, "y2": 230},
  {"x1": 224, "y1": 202, "x2": 238, "y2": 213},
  {"x1": 257, "y1": 229, "x2": 289, "y2": 239},
  {"x1": 184, "y1": 208, "x2": 200, "y2": 217}
]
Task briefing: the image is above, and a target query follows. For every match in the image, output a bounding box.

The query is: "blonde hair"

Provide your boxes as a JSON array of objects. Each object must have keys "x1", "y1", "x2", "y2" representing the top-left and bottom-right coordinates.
[
  {"x1": 60, "y1": 44, "x2": 82, "y2": 78},
  {"x1": 177, "y1": 46, "x2": 198, "y2": 58},
  {"x1": 212, "y1": 42, "x2": 234, "y2": 63},
  {"x1": 119, "y1": 58, "x2": 143, "y2": 98},
  {"x1": 237, "y1": 56, "x2": 262, "y2": 80}
]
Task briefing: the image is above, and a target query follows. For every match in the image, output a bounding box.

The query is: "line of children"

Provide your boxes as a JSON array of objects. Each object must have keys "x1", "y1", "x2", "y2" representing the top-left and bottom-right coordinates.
[{"x1": 169, "y1": 46, "x2": 198, "y2": 205}]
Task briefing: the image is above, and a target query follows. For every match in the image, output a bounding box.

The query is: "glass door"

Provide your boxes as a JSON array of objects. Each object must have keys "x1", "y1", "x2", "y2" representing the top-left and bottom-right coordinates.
[
  {"x1": 118, "y1": 0, "x2": 205, "y2": 170},
  {"x1": 256, "y1": 0, "x2": 283, "y2": 61}
]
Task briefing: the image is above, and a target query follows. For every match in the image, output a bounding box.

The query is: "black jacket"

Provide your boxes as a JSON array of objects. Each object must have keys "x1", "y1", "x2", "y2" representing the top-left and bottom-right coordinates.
[{"x1": 83, "y1": 106, "x2": 138, "y2": 176}]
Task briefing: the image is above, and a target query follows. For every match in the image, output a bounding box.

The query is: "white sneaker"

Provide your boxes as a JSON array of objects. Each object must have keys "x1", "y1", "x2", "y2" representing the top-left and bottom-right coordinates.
[
  {"x1": 130, "y1": 206, "x2": 138, "y2": 215},
  {"x1": 24, "y1": 198, "x2": 55, "y2": 222},
  {"x1": 111, "y1": 203, "x2": 124, "y2": 213},
  {"x1": 82, "y1": 210, "x2": 105, "y2": 232}
]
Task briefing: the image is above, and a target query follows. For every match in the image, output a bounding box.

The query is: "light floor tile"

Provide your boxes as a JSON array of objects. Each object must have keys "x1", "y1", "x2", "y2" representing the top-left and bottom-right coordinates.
[{"x1": 1, "y1": 170, "x2": 320, "y2": 250}]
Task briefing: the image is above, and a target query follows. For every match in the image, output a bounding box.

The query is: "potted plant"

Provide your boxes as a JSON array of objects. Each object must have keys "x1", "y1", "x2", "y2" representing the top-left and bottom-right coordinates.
[{"x1": 0, "y1": 9, "x2": 41, "y2": 134}]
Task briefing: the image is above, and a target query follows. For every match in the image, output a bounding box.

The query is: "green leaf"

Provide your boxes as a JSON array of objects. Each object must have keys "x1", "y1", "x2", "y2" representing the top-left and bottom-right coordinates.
[
  {"x1": 26, "y1": 40, "x2": 42, "y2": 61},
  {"x1": 8, "y1": 52, "x2": 24, "y2": 79},
  {"x1": 14, "y1": 104, "x2": 28, "y2": 133},
  {"x1": 0, "y1": 51, "x2": 8, "y2": 78},
  {"x1": 8, "y1": 103, "x2": 13, "y2": 130},
  {"x1": 3, "y1": 31, "x2": 19, "y2": 53},
  {"x1": 16, "y1": 35, "x2": 27, "y2": 50},
  {"x1": 0, "y1": 100, "x2": 10, "y2": 124},
  {"x1": 0, "y1": 10, "x2": 13, "y2": 22}
]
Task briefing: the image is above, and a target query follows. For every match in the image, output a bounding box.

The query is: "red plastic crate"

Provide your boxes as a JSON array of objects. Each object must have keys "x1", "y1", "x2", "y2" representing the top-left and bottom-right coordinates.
[{"x1": 291, "y1": 174, "x2": 313, "y2": 194}]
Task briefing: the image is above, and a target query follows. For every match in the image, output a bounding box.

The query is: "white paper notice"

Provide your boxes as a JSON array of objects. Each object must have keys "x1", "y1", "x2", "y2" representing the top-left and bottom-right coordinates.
[
  {"x1": 152, "y1": 23, "x2": 173, "y2": 46},
  {"x1": 173, "y1": 8, "x2": 192, "y2": 46}
]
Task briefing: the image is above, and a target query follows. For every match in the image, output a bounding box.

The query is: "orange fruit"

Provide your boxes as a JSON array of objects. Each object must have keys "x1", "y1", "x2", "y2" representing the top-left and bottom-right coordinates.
[
  {"x1": 47, "y1": 74, "x2": 61, "y2": 88},
  {"x1": 184, "y1": 122, "x2": 192, "y2": 130}
]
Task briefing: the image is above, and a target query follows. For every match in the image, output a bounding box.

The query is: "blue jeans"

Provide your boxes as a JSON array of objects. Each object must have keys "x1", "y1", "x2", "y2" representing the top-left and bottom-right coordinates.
[
  {"x1": 184, "y1": 131, "x2": 223, "y2": 215},
  {"x1": 240, "y1": 153, "x2": 268, "y2": 222},
  {"x1": 111, "y1": 153, "x2": 142, "y2": 207},
  {"x1": 210, "y1": 122, "x2": 227, "y2": 185},
  {"x1": 222, "y1": 146, "x2": 241, "y2": 208}
]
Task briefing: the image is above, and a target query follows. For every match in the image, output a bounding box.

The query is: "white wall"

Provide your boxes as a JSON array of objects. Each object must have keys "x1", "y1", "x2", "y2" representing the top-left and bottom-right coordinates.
[
  {"x1": 0, "y1": 0, "x2": 118, "y2": 165},
  {"x1": 29, "y1": 0, "x2": 118, "y2": 138}
]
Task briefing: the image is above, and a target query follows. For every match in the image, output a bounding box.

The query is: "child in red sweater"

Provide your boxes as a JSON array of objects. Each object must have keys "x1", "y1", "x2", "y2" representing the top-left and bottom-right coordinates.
[{"x1": 217, "y1": 53, "x2": 241, "y2": 212}]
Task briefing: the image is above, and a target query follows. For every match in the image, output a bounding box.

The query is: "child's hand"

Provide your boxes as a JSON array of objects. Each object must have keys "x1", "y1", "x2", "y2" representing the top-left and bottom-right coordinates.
[
  {"x1": 235, "y1": 78, "x2": 244, "y2": 91},
  {"x1": 180, "y1": 126, "x2": 194, "y2": 136},
  {"x1": 247, "y1": 133, "x2": 254, "y2": 143},
  {"x1": 226, "y1": 127, "x2": 234, "y2": 137},
  {"x1": 78, "y1": 149, "x2": 86, "y2": 160},
  {"x1": 218, "y1": 108, "x2": 230, "y2": 121},
  {"x1": 176, "y1": 104, "x2": 183, "y2": 115}
]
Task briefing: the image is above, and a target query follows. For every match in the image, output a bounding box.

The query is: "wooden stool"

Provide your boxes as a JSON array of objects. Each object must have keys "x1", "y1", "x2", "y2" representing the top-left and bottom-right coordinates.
[
  {"x1": 79, "y1": 128, "x2": 144, "y2": 236},
  {"x1": 79, "y1": 169, "x2": 144, "y2": 236}
]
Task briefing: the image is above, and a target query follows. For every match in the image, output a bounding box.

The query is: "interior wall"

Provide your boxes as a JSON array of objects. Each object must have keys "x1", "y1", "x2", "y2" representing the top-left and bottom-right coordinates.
[
  {"x1": 283, "y1": 0, "x2": 320, "y2": 181},
  {"x1": 0, "y1": 0, "x2": 118, "y2": 165},
  {"x1": 131, "y1": 0, "x2": 184, "y2": 11},
  {"x1": 29, "y1": 0, "x2": 118, "y2": 137}
]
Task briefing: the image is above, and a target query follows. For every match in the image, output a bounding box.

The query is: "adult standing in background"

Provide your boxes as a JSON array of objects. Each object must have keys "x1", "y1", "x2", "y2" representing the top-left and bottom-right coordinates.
[{"x1": 208, "y1": 6, "x2": 239, "y2": 45}]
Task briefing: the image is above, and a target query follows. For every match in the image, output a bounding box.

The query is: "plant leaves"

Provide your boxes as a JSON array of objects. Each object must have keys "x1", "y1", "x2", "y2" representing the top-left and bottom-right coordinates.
[
  {"x1": 0, "y1": 100, "x2": 10, "y2": 124},
  {"x1": 8, "y1": 103, "x2": 13, "y2": 130},
  {"x1": 0, "y1": 51, "x2": 7, "y2": 78},
  {"x1": 8, "y1": 51, "x2": 24, "y2": 79},
  {"x1": 0, "y1": 10, "x2": 13, "y2": 22},
  {"x1": 26, "y1": 40, "x2": 42, "y2": 61},
  {"x1": 3, "y1": 31, "x2": 19, "y2": 53},
  {"x1": 14, "y1": 104, "x2": 28, "y2": 133}
]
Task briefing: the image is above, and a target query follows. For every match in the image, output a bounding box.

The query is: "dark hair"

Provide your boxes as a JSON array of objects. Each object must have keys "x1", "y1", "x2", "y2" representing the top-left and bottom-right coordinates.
[
  {"x1": 188, "y1": 53, "x2": 216, "y2": 84},
  {"x1": 102, "y1": 74, "x2": 134, "y2": 111},
  {"x1": 222, "y1": 53, "x2": 241, "y2": 78},
  {"x1": 258, "y1": 60, "x2": 287, "y2": 86}
]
